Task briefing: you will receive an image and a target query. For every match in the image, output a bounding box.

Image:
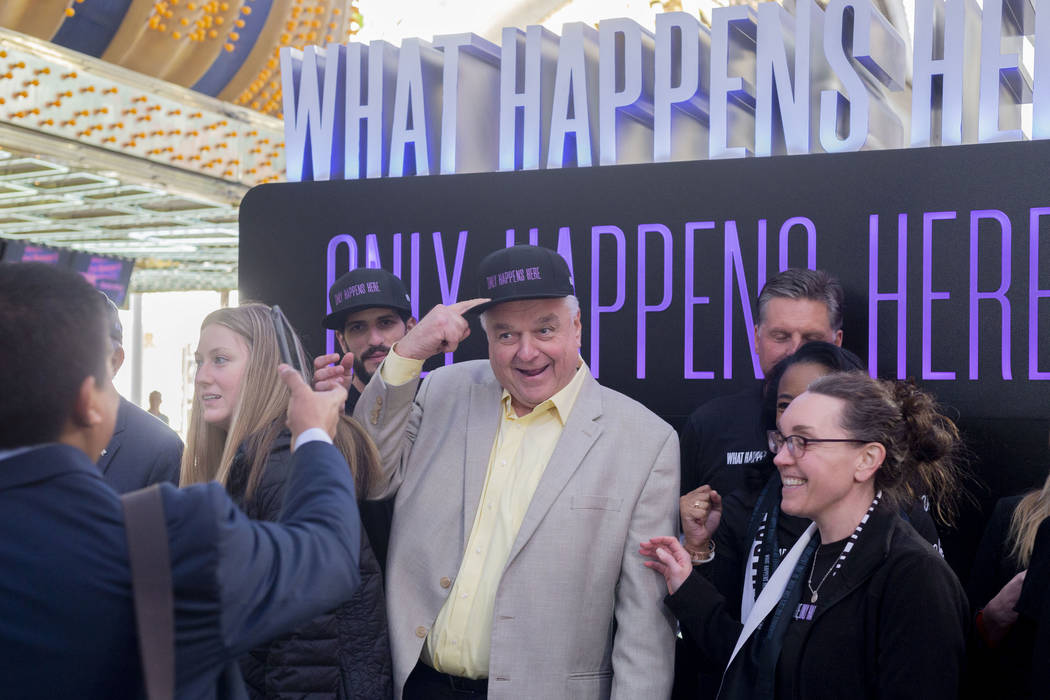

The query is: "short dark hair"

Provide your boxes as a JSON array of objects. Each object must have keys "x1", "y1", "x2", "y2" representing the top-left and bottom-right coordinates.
[
  {"x1": 757, "y1": 268, "x2": 844, "y2": 331},
  {"x1": 761, "y1": 340, "x2": 864, "y2": 430},
  {"x1": 0, "y1": 263, "x2": 110, "y2": 448}
]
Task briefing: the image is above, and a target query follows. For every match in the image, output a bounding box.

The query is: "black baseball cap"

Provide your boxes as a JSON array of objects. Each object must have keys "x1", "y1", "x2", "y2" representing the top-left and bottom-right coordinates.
[
  {"x1": 322, "y1": 268, "x2": 412, "y2": 330},
  {"x1": 469, "y1": 245, "x2": 575, "y2": 314}
]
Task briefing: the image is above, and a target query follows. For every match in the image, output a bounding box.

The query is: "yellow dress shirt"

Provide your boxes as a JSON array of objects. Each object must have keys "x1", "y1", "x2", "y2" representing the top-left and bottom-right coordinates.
[{"x1": 380, "y1": 347, "x2": 588, "y2": 678}]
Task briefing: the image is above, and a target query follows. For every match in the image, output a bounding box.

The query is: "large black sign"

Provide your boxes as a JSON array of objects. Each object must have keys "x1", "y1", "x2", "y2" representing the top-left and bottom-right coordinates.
[{"x1": 240, "y1": 140, "x2": 1050, "y2": 570}]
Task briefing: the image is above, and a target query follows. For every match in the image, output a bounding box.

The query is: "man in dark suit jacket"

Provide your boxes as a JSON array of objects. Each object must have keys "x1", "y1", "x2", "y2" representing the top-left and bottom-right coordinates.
[
  {"x1": 100, "y1": 396, "x2": 183, "y2": 491},
  {"x1": 0, "y1": 263, "x2": 362, "y2": 699},
  {"x1": 98, "y1": 296, "x2": 184, "y2": 492}
]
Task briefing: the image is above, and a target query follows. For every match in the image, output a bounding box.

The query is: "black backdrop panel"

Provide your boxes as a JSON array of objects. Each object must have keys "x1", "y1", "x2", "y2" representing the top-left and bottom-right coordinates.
[
  {"x1": 241, "y1": 139, "x2": 1050, "y2": 423},
  {"x1": 240, "y1": 139, "x2": 1050, "y2": 576}
]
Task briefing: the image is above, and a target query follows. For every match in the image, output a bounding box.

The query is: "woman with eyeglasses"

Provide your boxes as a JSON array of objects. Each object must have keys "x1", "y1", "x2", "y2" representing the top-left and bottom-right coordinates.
[
  {"x1": 678, "y1": 344, "x2": 941, "y2": 632},
  {"x1": 673, "y1": 343, "x2": 942, "y2": 700},
  {"x1": 672, "y1": 342, "x2": 867, "y2": 698},
  {"x1": 643, "y1": 372, "x2": 968, "y2": 700}
]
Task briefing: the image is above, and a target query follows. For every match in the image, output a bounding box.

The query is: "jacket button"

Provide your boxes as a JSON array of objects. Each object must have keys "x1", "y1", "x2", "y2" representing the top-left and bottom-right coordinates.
[
  {"x1": 440, "y1": 577, "x2": 451, "y2": 589},
  {"x1": 370, "y1": 409, "x2": 380, "y2": 425},
  {"x1": 376, "y1": 396, "x2": 383, "y2": 406},
  {"x1": 415, "y1": 626, "x2": 427, "y2": 638}
]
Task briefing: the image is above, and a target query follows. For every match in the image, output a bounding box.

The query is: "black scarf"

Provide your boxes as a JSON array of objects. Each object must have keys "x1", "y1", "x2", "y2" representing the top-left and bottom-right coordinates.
[
  {"x1": 745, "y1": 472, "x2": 786, "y2": 603},
  {"x1": 719, "y1": 533, "x2": 817, "y2": 700}
]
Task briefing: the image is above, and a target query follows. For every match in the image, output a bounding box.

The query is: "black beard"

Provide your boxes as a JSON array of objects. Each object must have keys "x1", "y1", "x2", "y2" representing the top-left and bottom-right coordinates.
[
  {"x1": 352, "y1": 354, "x2": 373, "y2": 386},
  {"x1": 350, "y1": 344, "x2": 389, "y2": 386}
]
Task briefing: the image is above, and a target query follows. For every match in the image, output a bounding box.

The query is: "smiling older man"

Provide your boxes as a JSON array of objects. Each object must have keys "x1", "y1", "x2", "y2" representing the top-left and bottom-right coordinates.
[{"x1": 354, "y1": 245, "x2": 679, "y2": 699}]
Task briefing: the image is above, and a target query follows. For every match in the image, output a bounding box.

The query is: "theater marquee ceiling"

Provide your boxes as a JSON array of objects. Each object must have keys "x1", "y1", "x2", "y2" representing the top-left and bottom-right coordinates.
[{"x1": 0, "y1": 1, "x2": 992, "y2": 291}]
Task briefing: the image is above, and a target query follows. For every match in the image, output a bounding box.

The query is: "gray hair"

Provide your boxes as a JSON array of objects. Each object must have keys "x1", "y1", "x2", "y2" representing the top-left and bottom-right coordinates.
[
  {"x1": 757, "y1": 268, "x2": 844, "y2": 331},
  {"x1": 480, "y1": 295, "x2": 580, "y2": 334}
]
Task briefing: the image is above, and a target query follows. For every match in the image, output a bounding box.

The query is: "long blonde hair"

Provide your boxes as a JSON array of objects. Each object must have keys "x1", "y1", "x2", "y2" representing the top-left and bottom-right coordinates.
[
  {"x1": 1007, "y1": 471, "x2": 1050, "y2": 568},
  {"x1": 180, "y1": 303, "x2": 378, "y2": 499}
]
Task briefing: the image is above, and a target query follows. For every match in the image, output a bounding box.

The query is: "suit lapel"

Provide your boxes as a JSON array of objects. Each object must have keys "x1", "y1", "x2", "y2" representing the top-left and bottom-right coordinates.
[
  {"x1": 505, "y1": 372, "x2": 604, "y2": 566},
  {"x1": 461, "y1": 379, "x2": 502, "y2": 549}
]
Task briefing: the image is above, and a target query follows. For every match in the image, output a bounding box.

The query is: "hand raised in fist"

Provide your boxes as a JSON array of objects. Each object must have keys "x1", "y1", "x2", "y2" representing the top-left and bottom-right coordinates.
[{"x1": 679, "y1": 485, "x2": 722, "y2": 553}]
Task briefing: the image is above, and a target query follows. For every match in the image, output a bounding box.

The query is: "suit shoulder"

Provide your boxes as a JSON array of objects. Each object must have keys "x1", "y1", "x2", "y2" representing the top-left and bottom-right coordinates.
[
  {"x1": 990, "y1": 495, "x2": 1023, "y2": 524},
  {"x1": 121, "y1": 399, "x2": 184, "y2": 447},
  {"x1": 422, "y1": 359, "x2": 494, "y2": 388},
  {"x1": 596, "y1": 383, "x2": 674, "y2": 438},
  {"x1": 888, "y1": 517, "x2": 955, "y2": 574}
]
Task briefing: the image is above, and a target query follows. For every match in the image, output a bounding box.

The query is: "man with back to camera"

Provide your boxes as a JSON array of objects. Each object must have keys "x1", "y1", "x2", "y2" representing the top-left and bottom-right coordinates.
[
  {"x1": 679, "y1": 267, "x2": 843, "y2": 499},
  {"x1": 0, "y1": 262, "x2": 363, "y2": 698},
  {"x1": 97, "y1": 295, "x2": 184, "y2": 493},
  {"x1": 350, "y1": 245, "x2": 679, "y2": 699},
  {"x1": 317, "y1": 266, "x2": 417, "y2": 573}
]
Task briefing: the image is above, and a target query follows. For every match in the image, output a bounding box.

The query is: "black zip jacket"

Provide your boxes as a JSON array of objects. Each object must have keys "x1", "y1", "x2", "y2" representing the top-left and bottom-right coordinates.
[
  {"x1": 667, "y1": 504, "x2": 968, "y2": 700},
  {"x1": 227, "y1": 431, "x2": 393, "y2": 700}
]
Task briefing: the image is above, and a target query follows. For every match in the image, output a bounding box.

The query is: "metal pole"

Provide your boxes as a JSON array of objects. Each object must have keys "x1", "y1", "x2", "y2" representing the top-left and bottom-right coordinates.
[{"x1": 130, "y1": 292, "x2": 143, "y2": 407}]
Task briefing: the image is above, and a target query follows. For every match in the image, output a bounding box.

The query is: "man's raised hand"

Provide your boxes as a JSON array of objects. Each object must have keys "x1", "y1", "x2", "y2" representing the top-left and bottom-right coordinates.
[
  {"x1": 393, "y1": 298, "x2": 489, "y2": 361},
  {"x1": 280, "y1": 364, "x2": 347, "y2": 446},
  {"x1": 312, "y1": 352, "x2": 354, "y2": 393}
]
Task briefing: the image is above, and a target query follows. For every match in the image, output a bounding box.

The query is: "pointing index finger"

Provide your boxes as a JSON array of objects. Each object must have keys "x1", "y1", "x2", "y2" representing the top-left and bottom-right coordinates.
[{"x1": 448, "y1": 298, "x2": 491, "y2": 314}]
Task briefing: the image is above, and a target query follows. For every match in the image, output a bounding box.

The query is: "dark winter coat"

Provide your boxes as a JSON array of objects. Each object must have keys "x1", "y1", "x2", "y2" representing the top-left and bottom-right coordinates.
[
  {"x1": 964, "y1": 495, "x2": 1037, "y2": 699},
  {"x1": 702, "y1": 466, "x2": 943, "y2": 626},
  {"x1": 668, "y1": 504, "x2": 968, "y2": 700},
  {"x1": 227, "y1": 431, "x2": 393, "y2": 700}
]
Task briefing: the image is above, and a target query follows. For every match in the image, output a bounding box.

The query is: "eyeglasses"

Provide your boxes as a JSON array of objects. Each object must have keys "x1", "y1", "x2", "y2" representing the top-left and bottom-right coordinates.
[{"x1": 767, "y1": 430, "x2": 869, "y2": 459}]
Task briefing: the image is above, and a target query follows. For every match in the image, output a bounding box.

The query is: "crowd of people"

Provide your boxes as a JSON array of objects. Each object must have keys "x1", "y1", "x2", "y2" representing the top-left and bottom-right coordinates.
[{"x1": 0, "y1": 246, "x2": 1048, "y2": 700}]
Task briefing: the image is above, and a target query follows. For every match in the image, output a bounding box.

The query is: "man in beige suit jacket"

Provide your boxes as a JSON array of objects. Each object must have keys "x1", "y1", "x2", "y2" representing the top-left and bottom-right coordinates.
[{"x1": 354, "y1": 245, "x2": 679, "y2": 699}]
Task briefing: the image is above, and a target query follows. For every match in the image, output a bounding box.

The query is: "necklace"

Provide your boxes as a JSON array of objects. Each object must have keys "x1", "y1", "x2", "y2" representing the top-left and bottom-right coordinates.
[
  {"x1": 807, "y1": 540, "x2": 848, "y2": 603},
  {"x1": 806, "y1": 490, "x2": 883, "y2": 603}
]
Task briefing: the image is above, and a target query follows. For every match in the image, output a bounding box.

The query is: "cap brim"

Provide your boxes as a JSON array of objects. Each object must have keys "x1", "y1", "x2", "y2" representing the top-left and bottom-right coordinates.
[
  {"x1": 322, "y1": 302, "x2": 412, "y2": 329},
  {"x1": 321, "y1": 310, "x2": 349, "y2": 330},
  {"x1": 466, "y1": 292, "x2": 571, "y2": 315}
]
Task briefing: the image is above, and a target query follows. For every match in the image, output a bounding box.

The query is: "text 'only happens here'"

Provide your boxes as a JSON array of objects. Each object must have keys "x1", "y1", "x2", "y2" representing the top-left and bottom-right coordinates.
[{"x1": 323, "y1": 209, "x2": 1050, "y2": 382}]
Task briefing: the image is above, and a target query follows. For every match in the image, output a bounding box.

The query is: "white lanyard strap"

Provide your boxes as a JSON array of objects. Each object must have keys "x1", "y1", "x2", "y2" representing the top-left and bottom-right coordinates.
[{"x1": 725, "y1": 522, "x2": 817, "y2": 671}]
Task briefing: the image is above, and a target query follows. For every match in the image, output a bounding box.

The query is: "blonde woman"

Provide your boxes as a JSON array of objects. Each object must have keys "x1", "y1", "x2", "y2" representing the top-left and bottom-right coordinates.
[
  {"x1": 181, "y1": 304, "x2": 392, "y2": 699},
  {"x1": 966, "y1": 468, "x2": 1050, "y2": 699}
]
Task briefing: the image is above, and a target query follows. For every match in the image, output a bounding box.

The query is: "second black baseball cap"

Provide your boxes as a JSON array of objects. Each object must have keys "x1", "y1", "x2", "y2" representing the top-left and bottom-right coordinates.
[{"x1": 322, "y1": 268, "x2": 412, "y2": 330}]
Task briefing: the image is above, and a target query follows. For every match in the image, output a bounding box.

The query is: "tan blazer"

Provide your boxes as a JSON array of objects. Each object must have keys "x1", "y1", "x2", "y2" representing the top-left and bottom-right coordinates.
[{"x1": 357, "y1": 360, "x2": 679, "y2": 699}]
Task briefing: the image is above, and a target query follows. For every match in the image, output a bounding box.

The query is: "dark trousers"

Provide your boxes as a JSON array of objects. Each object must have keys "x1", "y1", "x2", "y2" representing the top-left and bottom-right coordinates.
[{"x1": 403, "y1": 661, "x2": 488, "y2": 699}]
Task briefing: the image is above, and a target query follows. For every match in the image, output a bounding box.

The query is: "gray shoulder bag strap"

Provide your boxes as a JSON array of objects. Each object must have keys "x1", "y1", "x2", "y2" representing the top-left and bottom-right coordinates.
[{"x1": 121, "y1": 484, "x2": 175, "y2": 700}]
